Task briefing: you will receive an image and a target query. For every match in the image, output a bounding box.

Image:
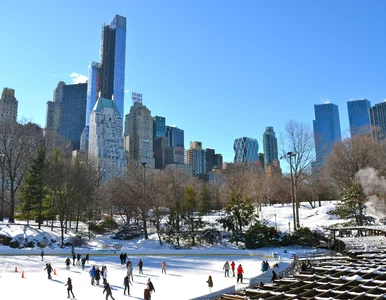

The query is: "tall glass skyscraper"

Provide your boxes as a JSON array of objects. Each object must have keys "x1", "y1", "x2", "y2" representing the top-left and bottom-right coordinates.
[
  {"x1": 153, "y1": 116, "x2": 166, "y2": 140},
  {"x1": 370, "y1": 102, "x2": 386, "y2": 141},
  {"x1": 233, "y1": 137, "x2": 259, "y2": 164},
  {"x1": 313, "y1": 103, "x2": 341, "y2": 165},
  {"x1": 166, "y1": 126, "x2": 184, "y2": 147},
  {"x1": 263, "y1": 126, "x2": 278, "y2": 165},
  {"x1": 85, "y1": 15, "x2": 126, "y2": 126},
  {"x1": 347, "y1": 99, "x2": 371, "y2": 137},
  {"x1": 60, "y1": 83, "x2": 87, "y2": 150}
]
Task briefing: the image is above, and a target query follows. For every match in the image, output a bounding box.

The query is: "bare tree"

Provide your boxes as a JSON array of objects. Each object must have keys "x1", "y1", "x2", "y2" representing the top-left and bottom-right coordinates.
[
  {"x1": 0, "y1": 121, "x2": 43, "y2": 222},
  {"x1": 327, "y1": 135, "x2": 386, "y2": 190},
  {"x1": 280, "y1": 120, "x2": 316, "y2": 230}
]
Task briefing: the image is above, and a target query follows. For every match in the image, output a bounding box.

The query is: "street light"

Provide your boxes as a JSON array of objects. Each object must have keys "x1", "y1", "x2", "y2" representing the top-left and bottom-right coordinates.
[{"x1": 280, "y1": 152, "x2": 297, "y2": 231}]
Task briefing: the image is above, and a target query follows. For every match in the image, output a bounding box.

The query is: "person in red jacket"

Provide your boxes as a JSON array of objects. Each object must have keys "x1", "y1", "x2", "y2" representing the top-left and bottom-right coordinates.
[
  {"x1": 237, "y1": 264, "x2": 244, "y2": 283},
  {"x1": 231, "y1": 261, "x2": 236, "y2": 277}
]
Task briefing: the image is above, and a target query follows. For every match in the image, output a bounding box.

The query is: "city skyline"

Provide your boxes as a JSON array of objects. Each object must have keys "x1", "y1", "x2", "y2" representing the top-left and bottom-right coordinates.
[{"x1": 2, "y1": 1, "x2": 386, "y2": 163}]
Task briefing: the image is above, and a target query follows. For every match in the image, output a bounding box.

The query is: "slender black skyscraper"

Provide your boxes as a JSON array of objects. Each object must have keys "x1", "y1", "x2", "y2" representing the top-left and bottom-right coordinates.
[{"x1": 85, "y1": 15, "x2": 126, "y2": 127}]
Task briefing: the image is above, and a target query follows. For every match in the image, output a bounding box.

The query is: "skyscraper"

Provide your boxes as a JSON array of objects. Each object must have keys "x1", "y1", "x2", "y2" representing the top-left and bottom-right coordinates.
[
  {"x1": 313, "y1": 103, "x2": 341, "y2": 165},
  {"x1": 233, "y1": 137, "x2": 259, "y2": 164},
  {"x1": 166, "y1": 126, "x2": 184, "y2": 147},
  {"x1": 153, "y1": 116, "x2": 166, "y2": 141},
  {"x1": 85, "y1": 15, "x2": 126, "y2": 126},
  {"x1": 124, "y1": 94, "x2": 154, "y2": 167},
  {"x1": 205, "y1": 148, "x2": 216, "y2": 172},
  {"x1": 347, "y1": 99, "x2": 371, "y2": 137},
  {"x1": 0, "y1": 88, "x2": 18, "y2": 123},
  {"x1": 46, "y1": 82, "x2": 87, "y2": 150},
  {"x1": 186, "y1": 141, "x2": 206, "y2": 176},
  {"x1": 88, "y1": 97, "x2": 126, "y2": 178},
  {"x1": 370, "y1": 102, "x2": 386, "y2": 141},
  {"x1": 263, "y1": 126, "x2": 278, "y2": 165}
]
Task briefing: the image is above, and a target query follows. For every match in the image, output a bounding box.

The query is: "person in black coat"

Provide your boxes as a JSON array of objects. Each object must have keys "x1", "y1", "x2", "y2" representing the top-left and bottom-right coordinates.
[
  {"x1": 103, "y1": 282, "x2": 115, "y2": 300},
  {"x1": 123, "y1": 275, "x2": 131, "y2": 295},
  {"x1": 65, "y1": 277, "x2": 75, "y2": 298},
  {"x1": 95, "y1": 266, "x2": 101, "y2": 285},
  {"x1": 137, "y1": 259, "x2": 143, "y2": 274},
  {"x1": 147, "y1": 278, "x2": 155, "y2": 295},
  {"x1": 44, "y1": 263, "x2": 53, "y2": 279}
]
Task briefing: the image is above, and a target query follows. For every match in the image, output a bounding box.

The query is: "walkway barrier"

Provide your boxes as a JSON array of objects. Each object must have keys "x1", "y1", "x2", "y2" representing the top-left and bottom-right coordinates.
[{"x1": 189, "y1": 285, "x2": 236, "y2": 300}]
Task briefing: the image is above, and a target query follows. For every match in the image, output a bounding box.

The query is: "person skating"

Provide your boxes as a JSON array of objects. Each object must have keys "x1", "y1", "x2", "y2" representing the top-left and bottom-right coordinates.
[
  {"x1": 85, "y1": 254, "x2": 89, "y2": 263},
  {"x1": 231, "y1": 261, "x2": 236, "y2": 277},
  {"x1": 72, "y1": 252, "x2": 76, "y2": 266},
  {"x1": 44, "y1": 262, "x2": 53, "y2": 279},
  {"x1": 40, "y1": 250, "x2": 44, "y2": 261},
  {"x1": 103, "y1": 282, "x2": 115, "y2": 300},
  {"x1": 123, "y1": 274, "x2": 131, "y2": 296},
  {"x1": 206, "y1": 275, "x2": 213, "y2": 292},
  {"x1": 223, "y1": 260, "x2": 230, "y2": 277},
  {"x1": 119, "y1": 253, "x2": 124, "y2": 265},
  {"x1": 147, "y1": 278, "x2": 155, "y2": 295},
  {"x1": 126, "y1": 260, "x2": 134, "y2": 281},
  {"x1": 65, "y1": 277, "x2": 75, "y2": 298},
  {"x1": 81, "y1": 257, "x2": 87, "y2": 270},
  {"x1": 89, "y1": 265, "x2": 96, "y2": 285},
  {"x1": 95, "y1": 266, "x2": 101, "y2": 285},
  {"x1": 237, "y1": 264, "x2": 244, "y2": 283},
  {"x1": 65, "y1": 257, "x2": 71, "y2": 270},
  {"x1": 161, "y1": 261, "x2": 167, "y2": 274},
  {"x1": 137, "y1": 259, "x2": 143, "y2": 274},
  {"x1": 102, "y1": 265, "x2": 108, "y2": 283},
  {"x1": 77, "y1": 253, "x2": 81, "y2": 265},
  {"x1": 123, "y1": 252, "x2": 127, "y2": 264}
]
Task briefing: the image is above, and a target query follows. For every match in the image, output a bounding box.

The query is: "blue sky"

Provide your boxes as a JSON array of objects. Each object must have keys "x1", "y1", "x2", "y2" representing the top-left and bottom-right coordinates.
[{"x1": 1, "y1": 0, "x2": 386, "y2": 163}]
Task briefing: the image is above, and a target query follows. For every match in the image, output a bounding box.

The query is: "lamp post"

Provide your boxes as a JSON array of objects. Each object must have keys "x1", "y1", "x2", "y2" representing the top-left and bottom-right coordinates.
[
  {"x1": 0, "y1": 153, "x2": 5, "y2": 221},
  {"x1": 141, "y1": 162, "x2": 148, "y2": 239},
  {"x1": 280, "y1": 151, "x2": 297, "y2": 231}
]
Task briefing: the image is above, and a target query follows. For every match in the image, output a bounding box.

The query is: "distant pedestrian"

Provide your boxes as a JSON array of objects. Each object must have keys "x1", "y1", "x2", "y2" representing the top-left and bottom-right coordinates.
[
  {"x1": 231, "y1": 261, "x2": 236, "y2": 277},
  {"x1": 123, "y1": 274, "x2": 131, "y2": 295},
  {"x1": 89, "y1": 265, "x2": 96, "y2": 285},
  {"x1": 85, "y1": 254, "x2": 89, "y2": 263},
  {"x1": 65, "y1": 257, "x2": 71, "y2": 270},
  {"x1": 123, "y1": 253, "x2": 127, "y2": 264},
  {"x1": 223, "y1": 261, "x2": 230, "y2": 277},
  {"x1": 103, "y1": 282, "x2": 115, "y2": 300},
  {"x1": 120, "y1": 253, "x2": 124, "y2": 265},
  {"x1": 72, "y1": 252, "x2": 76, "y2": 266},
  {"x1": 41, "y1": 250, "x2": 44, "y2": 261},
  {"x1": 44, "y1": 263, "x2": 53, "y2": 279},
  {"x1": 137, "y1": 259, "x2": 143, "y2": 274},
  {"x1": 77, "y1": 253, "x2": 81, "y2": 265},
  {"x1": 65, "y1": 277, "x2": 75, "y2": 298},
  {"x1": 161, "y1": 261, "x2": 167, "y2": 274},
  {"x1": 95, "y1": 266, "x2": 101, "y2": 285},
  {"x1": 237, "y1": 264, "x2": 244, "y2": 283},
  {"x1": 206, "y1": 275, "x2": 213, "y2": 292}
]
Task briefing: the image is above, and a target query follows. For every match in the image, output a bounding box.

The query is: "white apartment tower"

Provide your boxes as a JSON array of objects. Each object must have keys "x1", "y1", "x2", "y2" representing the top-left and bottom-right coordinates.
[{"x1": 89, "y1": 97, "x2": 126, "y2": 178}]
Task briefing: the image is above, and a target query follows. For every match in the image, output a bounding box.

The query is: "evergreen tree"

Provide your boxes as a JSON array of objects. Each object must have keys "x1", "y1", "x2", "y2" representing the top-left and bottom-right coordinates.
[
  {"x1": 331, "y1": 183, "x2": 375, "y2": 226},
  {"x1": 198, "y1": 184, "x2": 212, "y2": 215},
  {"x1": 18, "y1": 147, "x2": 49, "y2": 228},
  {"x1": 219, "y1": 187, "x2": 256, "y2": 245},
  {"x1": 182, "y1": 185, "x2": 205, "y2": 246}
]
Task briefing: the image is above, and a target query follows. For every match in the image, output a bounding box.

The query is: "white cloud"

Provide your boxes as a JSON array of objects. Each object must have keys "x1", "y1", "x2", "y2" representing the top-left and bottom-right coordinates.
[
  {"x1": 124, "y1": 89, "x2": 130, "y2": 93},
  {"x1": 70, "y1": 72, "x2": 88, "y2": 84}
]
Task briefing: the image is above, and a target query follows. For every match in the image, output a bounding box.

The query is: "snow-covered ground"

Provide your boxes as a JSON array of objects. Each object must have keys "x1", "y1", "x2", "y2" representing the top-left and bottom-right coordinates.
[{"x1": 0, "y1": 201, "x2": 360, "y2": 299}]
